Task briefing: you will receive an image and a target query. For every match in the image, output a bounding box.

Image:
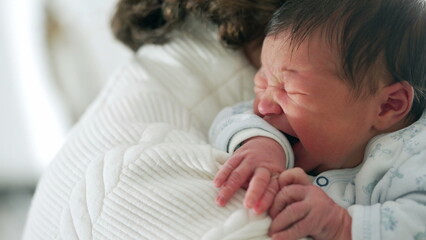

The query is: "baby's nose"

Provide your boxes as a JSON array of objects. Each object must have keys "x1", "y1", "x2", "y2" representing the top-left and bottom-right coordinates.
[{"x1": 257, "y1": 95, "x2": 283, "y2": 116}]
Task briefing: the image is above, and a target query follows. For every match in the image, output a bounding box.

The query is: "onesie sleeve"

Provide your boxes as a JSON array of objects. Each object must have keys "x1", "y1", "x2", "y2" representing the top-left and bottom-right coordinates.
[
  {"x1": 348, "y1": 197, "x2": 426, "y2": 240},
  {"x1": 208, "y1": 100, "x2": 294, "y2": 169},
  {"x1": 347, "y1": 152, "x2": 426, "y2": 240}
]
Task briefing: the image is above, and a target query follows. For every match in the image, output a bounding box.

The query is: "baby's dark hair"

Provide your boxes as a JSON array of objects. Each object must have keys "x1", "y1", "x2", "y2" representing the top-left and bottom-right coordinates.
[
  {"x1": 267, "y1": 0, "x2": 426, "y2": 122},
  {"x1": 111, "y1": 0, "x2": 285, "y2": 52}
]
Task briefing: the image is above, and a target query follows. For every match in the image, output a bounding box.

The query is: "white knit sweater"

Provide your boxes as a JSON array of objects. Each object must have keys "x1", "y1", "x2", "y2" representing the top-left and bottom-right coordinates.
[{"x1": 22, "y1": 18, "x2": 273, "y2": 239}]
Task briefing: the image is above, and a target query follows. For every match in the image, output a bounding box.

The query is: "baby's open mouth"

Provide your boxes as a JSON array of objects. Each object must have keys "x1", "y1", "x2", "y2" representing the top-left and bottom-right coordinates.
[{"x1": 281, "y1": 131, "x2": 300, "y2": 146}]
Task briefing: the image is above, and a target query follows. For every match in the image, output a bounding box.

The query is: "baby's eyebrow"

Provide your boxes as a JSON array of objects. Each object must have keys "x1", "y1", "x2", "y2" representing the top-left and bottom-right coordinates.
[
  {"x1": 279, "y1": 68, "x2": 300, "y2": 80},
  {"x1": 267, "y1": 71, "x2": 289, "y2": 86},
  {"x1": 279, "y1": 64, "x2": 296, "y2": 71}
]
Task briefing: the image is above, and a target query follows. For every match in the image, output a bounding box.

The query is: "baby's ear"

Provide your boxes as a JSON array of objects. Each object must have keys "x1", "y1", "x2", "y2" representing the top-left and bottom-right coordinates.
[{"x1": 374, "y1": 81, "x2": 414, "y2": 131}]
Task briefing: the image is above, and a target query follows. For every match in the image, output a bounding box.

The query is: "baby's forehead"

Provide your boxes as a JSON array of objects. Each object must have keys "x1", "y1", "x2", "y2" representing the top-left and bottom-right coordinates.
[
  {"x1": 262, "y1": 29, "x2": 390, "y2": 93},
  {"x1": 262, "y1": 29, "x2": 341, "y2": 68},
  {"x1": 266, "y1": 27, "x2": 341, "y2": 51}
]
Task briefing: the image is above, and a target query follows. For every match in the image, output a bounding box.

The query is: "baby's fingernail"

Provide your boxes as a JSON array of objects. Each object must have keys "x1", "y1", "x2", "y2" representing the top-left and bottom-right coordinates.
[
  {"x1": 254, "y1": 207, "x2": 263, "y2": 215},
  {"x1": 253, "y1": 203, "x2": 264, "y2": 215},
  {"x1": 216, "y1": 196, "x2": 225, "y2": 206},
  {"x1": 245, "y1": 200, "x2": 254, "y2": 208},
  {"x1": 213, "y1": 179, "x2": 221, "y2": 188}
]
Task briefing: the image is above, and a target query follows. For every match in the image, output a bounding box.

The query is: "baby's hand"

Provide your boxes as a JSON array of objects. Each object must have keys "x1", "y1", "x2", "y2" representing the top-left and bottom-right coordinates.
[
  {"x1": 269, "y1": 168, "x2": 352, "y2": 240},
  {"x1": 214, "y1": 136, "x2": 286, "y2": 214}
]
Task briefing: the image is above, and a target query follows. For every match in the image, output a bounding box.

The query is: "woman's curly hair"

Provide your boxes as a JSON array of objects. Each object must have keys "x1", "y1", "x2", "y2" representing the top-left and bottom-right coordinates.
[{"x1": 111, "y1": 0, "x2": 285, "y2": 51}]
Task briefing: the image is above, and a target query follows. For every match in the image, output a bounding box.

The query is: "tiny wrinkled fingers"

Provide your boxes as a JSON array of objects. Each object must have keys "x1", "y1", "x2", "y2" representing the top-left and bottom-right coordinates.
[
  {"x1": 214, "y1": 155, "x2": 244, "y2": 187},
  {"x1": 253, "y1": 172, "x2": 280, "y2": 214},
  {"x1": 244, "y1": 167, "x2": 271, "y2": 209},
  {"x1": 269, "y1": 184, "x2": 308, "y2": 218},
  {"x1": 271, "y1": 213, "x2": 312, "y2": 240},
  {"x1": 278, "y1": 168, "x2": 311, "y2": 188},
  {"x1": 269, "y1": 200, "x2": 310, "y2": 235},
  {"x1": 215, "y1": 166, "x2": 251, "y2": 206}
]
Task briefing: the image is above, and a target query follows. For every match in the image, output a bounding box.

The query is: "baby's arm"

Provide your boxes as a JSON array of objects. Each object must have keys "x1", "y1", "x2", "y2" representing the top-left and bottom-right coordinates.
[{"x1": 209, "y1": 101, "x2": 294, "y2": 213}]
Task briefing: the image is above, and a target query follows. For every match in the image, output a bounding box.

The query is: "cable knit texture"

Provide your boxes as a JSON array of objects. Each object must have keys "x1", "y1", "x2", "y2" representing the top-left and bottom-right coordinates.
[{"x1": 23, "y1": 18, "x2": 272, "y2": 239}]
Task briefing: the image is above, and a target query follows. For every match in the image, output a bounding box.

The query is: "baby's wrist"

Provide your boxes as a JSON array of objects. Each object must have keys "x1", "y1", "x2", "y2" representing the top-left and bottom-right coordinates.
[{"x1": 333, "y1": 209, "x2": 352, "y2": 240}]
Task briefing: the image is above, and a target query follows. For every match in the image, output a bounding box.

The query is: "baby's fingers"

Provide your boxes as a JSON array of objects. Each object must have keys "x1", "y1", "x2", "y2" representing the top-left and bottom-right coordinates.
[
  {"x1": 269, "y1": 184, "x2": 307, "y2": 219},
  {"x1": 269, "y1": 200, "x2": 310, "y2": 237},
  {"x1": 215, "y1": 166, "x2": 251, "y2": 206},
  {"x1": 278, "y1": 168, "x2": 311, "y2": 188},
  {"x1": 253, "y1": 174, "x2": 279, "y2": 214},
  {"x1": 244, "y1": 167, "x2": 271, "y2": 209},
  {"x1": 214, "y1": 155, "x2": 244, "y2": 188}
]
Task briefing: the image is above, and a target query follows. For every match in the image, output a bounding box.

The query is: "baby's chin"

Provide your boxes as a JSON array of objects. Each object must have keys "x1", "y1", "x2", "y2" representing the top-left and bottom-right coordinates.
[{"x1": 294, "y1": 158, "x2": 322, "y2": 176}]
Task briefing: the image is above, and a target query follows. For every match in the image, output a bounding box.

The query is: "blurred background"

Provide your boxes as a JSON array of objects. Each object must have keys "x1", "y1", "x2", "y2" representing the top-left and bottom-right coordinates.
[{"x1": 0, "y1": 0, "x2": 131, "y2": 238}]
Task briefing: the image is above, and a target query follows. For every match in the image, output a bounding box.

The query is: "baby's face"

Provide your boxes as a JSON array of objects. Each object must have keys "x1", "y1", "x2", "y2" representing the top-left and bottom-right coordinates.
[{"x1": 254, "y1": 30, "x2": 382, "y2": 174}]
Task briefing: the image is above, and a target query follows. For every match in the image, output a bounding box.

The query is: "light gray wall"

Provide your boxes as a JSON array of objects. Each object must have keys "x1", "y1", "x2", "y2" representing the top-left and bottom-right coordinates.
[{"x1": 0, "y1": 0, "x2": 131, "y2": 188}]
